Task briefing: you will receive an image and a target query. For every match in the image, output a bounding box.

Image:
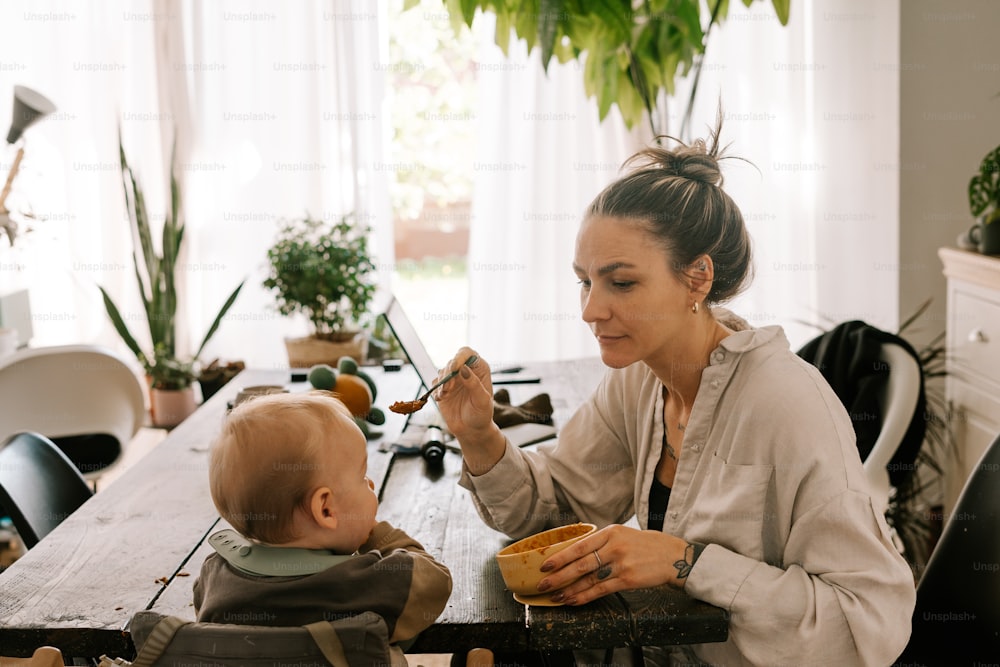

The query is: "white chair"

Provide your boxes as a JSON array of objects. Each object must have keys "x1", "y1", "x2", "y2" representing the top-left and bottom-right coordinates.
[
  {"x1": 863, "y1": 342, "x2": 922, "y2": 515},
  {"x1": 0, "y1": 344, "x2": 146, "y2": 485}
]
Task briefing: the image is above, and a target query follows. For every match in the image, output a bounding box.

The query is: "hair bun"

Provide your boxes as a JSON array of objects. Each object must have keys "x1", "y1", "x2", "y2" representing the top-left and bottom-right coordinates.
[
  {"x1": 625, "y1": 137, "x2": 725, "y2": 187},
  {"x1": 669, "y1": 140, "x2": 723, "y2": 186}
]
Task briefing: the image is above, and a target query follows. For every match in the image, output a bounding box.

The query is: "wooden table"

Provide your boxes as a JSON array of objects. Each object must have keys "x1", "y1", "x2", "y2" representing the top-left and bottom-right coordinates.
[{"x1": 0, "y1": 360, "x2": 727, "y2": 658}]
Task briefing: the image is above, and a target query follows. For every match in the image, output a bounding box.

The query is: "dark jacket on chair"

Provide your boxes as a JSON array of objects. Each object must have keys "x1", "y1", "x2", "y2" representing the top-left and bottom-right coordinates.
[{"x1": 796, "y1": 320, "x2": 926, "y2": 487}]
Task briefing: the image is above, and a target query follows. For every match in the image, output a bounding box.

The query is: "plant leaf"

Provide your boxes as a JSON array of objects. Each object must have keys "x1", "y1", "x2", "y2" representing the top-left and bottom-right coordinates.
[
  {"x1": 194, "y1": 281, "x2": 246, "y2": 359},
  {"x1": 770, "y1": 0, "x2": 791, "y2": 25},
  {"x1": 444, "y1": 0, "x2": 471, "y2": 35},
  {"x1": 538, "y1": 0, "x2": 563, "y2": 71},
  {"x1": 494, "y1": 9, "x2": 513, "y2": 53},
  {"x1": 969, "y1": 144, "x2": 1000, "y2": 217},
  {"x1": 711, "y1": 0, "x2": 731, "y2": 21},
  {"x1": 459, "y1": 0, "x2": 478, "y2": 26},
  {"x1": 98, "y1": 285, "x2": 149, "y2": 372},
  {"x1": 513, "y1": 0, "x2": 539, "y2": 52}
]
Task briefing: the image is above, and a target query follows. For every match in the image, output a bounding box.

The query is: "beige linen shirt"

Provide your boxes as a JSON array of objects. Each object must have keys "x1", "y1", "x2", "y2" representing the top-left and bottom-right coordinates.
[{"x1": 459, "y1": 318, "x2": 916, "y2": 666}]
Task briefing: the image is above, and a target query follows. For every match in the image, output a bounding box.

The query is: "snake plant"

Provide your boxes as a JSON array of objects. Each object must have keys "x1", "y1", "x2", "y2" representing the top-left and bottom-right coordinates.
[{"x1": 99, "y1": 134, "x2": 244, "y2": 390}]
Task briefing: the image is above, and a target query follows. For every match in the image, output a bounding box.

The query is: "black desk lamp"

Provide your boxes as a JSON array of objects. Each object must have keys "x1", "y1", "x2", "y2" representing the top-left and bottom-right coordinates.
[{"x1": 0, "y1": 85, "x2": 57, "y2": 245}]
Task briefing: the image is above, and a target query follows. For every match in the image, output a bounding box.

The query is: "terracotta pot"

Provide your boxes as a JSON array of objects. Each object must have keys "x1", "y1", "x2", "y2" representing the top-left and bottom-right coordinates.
[
  {"x1": 284, "y1": 332, "x2": 368, "y2": 368},
  {"x1": 149, "y1": 386, "x2": 198, "y2": 428}
]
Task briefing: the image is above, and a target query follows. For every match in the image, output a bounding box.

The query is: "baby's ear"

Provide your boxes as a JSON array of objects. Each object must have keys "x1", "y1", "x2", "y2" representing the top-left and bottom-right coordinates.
[{"x1": 309, "y1": 487, "x2": 339, "y2": 530}]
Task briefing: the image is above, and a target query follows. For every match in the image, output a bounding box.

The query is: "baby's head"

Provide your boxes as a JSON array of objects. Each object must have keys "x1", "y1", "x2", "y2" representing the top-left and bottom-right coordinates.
[{"x1": 209, "y1": 391, "x2": 377, "y2": 553}]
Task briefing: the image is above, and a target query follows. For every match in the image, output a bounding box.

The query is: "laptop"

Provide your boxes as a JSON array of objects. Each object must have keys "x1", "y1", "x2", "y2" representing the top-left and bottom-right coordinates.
[
  {"x1": 380, "y1": 295, "x2": 557, "y2": 449},
  {"x1": 381, "y1": 296, "x2": 539, "y2": 389}
]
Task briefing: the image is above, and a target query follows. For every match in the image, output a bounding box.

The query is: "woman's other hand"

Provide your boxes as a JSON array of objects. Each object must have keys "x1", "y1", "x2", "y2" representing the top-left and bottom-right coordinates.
[
  {"x1": 534, "y1": 525, "x2": 703, "y2": 605},
  {"x1": 435, "y1": 346, "x2": 507, "y2": 474}
]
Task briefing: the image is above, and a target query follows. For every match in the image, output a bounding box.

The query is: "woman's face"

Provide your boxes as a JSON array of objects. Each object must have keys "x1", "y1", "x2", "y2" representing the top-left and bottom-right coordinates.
[{"x1": 573, "y1": 215, "x2": 692, "y2": 368}]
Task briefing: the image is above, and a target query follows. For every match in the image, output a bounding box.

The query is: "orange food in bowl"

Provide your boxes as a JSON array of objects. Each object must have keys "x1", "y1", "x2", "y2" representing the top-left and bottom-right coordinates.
[
  {"x1": 495, "y1": 523, "x2": 596, "y2": 596},
  {"x1": 334, "y1": 373, "x2": 373, "y2": 417}
]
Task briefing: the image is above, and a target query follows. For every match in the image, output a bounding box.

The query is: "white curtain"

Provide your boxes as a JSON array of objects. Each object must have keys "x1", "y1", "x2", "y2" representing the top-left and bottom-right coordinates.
[
  {"x1": 683, "y1": 0, "x2": 902, "y2": 349},
  {"x1": 0, "y1": 0, "x2": 162, "y2": 350},
  {"x1": 467, "y1": 0, "x2": 901, "y2": 360},
  {"x1": 0, "y1": 0, "x2": 391, "y2": 371},
  {"x1": 467, "y1": 19, "x2": 647, "y2": 366},
  {"x1": 147, "y1": 0, "x2": 392, "y2": 369}
]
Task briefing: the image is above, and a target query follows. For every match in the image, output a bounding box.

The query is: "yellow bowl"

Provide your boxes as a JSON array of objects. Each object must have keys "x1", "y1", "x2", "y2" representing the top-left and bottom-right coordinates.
[{"x1": 495, "y1": 523, "x2": 596, "y2": 597}]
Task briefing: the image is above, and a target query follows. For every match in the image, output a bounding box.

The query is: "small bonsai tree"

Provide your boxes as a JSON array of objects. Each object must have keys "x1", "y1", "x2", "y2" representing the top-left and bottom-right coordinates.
[{"x1": 263, "y1": 214, "x2": 377, "y2": 341}]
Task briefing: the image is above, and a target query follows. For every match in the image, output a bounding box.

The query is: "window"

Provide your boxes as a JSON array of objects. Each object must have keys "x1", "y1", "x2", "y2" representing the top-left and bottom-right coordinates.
[{"x1": 386, "y1": 0, "x2": 478, "y2": 367}]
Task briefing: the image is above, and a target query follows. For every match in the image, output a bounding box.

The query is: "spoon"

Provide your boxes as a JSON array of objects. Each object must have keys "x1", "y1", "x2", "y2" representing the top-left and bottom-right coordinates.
[{"x1": 389, "y1": 355, "x2": 479, "y2": 414}]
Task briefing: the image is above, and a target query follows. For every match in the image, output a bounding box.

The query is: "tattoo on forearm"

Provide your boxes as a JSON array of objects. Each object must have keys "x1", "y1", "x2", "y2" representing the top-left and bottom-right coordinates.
[{"x1": 673, "y1": 541, "x2": 706, "y2": 581}]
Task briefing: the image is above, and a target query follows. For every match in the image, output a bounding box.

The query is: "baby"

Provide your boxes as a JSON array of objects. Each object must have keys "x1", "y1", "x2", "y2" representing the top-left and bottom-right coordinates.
[{"x1": 193, "y1": 391, "x2": 452, "y2": 654}]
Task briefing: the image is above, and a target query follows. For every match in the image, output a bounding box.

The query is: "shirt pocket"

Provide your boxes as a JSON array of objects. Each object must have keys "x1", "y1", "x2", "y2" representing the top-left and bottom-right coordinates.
[{"x1": 685, "y1": 456, "x2": 774, "y2": 561}]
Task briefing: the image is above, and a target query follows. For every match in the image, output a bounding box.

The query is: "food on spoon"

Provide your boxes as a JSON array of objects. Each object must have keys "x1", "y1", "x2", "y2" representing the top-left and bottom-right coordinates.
[{"x1": 389, "y1": 399, "x2": 426, "y2": 415}]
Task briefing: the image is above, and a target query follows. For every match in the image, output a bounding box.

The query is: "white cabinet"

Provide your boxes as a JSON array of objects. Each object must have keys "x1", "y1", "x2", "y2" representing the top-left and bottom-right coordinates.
[{"x1": 939, "y1": 247, "x2": 1000, "y2": 512}]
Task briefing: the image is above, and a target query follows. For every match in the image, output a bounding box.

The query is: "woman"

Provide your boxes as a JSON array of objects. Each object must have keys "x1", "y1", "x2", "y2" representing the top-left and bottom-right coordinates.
[{"x1": 435, "y1": 122, "x2": 916, "y2": 666}]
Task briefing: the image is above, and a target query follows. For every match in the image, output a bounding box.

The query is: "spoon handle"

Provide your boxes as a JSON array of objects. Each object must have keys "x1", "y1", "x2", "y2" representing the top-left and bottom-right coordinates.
[{"x1": 419, "y1": 354, "x2": 478, "y2": 401}]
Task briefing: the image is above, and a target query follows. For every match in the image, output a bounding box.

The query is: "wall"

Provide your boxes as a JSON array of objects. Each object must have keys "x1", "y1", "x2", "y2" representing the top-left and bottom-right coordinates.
[{"x1": 900, "y1": 0, "x2": 1000, "y2": 344}]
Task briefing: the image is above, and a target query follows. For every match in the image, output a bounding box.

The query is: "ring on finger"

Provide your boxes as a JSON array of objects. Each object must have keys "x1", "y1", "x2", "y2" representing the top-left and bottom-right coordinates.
[{"x1": 593, "y1": 550, "x2": 612, "y2": 580}]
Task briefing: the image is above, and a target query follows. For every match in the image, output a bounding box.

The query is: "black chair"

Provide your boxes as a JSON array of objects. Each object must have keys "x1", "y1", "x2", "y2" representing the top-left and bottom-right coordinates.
[
  {"x1": 0, "y1": 431, "x2": 94, "y2": 550},
  {"x1": 796, "y1": 321, "x2": 925, "y2": 513},
  {"x1": 894, "y1": 431, "x2": 1000, "y2": 664}
]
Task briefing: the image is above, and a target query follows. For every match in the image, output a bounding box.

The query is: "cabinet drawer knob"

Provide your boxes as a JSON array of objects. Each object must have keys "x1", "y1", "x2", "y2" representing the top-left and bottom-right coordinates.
[{"x1": 968, "y1": 328, "x2": 989, "y2": 343}]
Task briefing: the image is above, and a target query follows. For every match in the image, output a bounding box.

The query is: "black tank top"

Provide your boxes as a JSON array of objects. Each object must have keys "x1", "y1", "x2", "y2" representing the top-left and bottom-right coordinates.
[{"x1": 649, "y1": 431, "x2": 673, "y2": 531}]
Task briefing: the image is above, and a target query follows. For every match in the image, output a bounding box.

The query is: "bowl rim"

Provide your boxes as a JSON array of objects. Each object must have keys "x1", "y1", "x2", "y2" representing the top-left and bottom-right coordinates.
[{"x1": 496, "y1": 522, "x2": 597, "y2": 557}]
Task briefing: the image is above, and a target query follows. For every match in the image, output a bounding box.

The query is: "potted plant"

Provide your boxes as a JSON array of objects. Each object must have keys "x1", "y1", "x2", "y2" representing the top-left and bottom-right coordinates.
[
  {"x1": 967, "y1": 143, "x2": 1000, "y2": 254},
  {"x1": 99, "y1": 134, "x2": 245, "y2": 427},
  {"x1": 432, "y1": 0, "x2": 791, "y2": 136},
  {"x1": 263, "y1": 213, "x2": 377, "y2": 367},
  {"x1": 196, "y1": 358, "x2": 247, "y2": 401}
]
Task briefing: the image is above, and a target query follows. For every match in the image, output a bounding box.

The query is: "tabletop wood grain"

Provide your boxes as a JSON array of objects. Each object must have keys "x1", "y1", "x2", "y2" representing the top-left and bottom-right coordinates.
[{"x1": 0, "y1": 360, "x2": 728, "y2": 658}]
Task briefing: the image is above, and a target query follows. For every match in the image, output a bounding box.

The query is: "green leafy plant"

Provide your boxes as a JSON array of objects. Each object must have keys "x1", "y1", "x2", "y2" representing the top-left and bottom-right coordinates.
[
  {"x1": 968, "y1": 143, "x2": 1000, "y2": 225},
  {"x1": 263, "y1": 214, "x2": 377, "y2": 341},
  {"x1": 427, "y1": 0, "x2": 791, "y2": 135},
  {"x1": 99, "y1": 135, "x2": 245, "y2": 390}
]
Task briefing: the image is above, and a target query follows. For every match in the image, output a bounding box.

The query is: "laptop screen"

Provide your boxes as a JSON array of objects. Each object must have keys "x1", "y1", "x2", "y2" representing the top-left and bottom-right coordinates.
[
  {"x1": 379, "y1": 295, "x2": 558, "y2": 448},
  {"x1": 381, "y1": 296, "x2": 441, "y2": 391}
]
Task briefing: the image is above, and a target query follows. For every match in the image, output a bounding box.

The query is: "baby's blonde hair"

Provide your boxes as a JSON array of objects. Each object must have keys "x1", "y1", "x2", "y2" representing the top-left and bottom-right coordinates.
[{"x1": 209, "y1": 391, "x2": 357, "y2": 544}]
